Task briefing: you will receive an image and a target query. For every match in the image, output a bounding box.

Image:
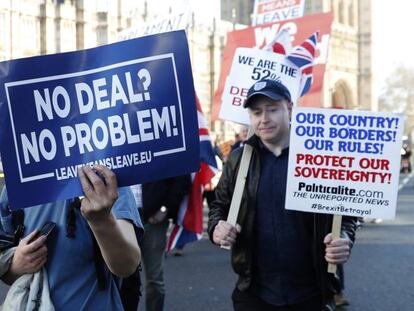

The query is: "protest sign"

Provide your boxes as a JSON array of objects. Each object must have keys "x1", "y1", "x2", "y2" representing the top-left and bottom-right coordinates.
[
  {"x1": 219, "y1": 48, "x2": 301, "y2": 125},
  {"x1": 116, "y1": 10, "x2": 189, "y2": 41},
  {"x1": 252, "y1": 0, "x2": 306, "y2": 25},
  {"x1": 285, "y1": 107, "x2": 404, "y2": 220},
  {"x1": 0, "y1": 30, "x2": 199, "y2": 209},
  {"x1": 212, "y1": 12, "x2": 333, "y2": 121}
]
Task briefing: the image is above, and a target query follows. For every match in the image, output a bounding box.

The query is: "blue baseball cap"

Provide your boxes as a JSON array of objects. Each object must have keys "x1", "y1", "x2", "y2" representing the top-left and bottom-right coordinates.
[{"x1": 244, "y1": 79, "x2": 292, "y2": 108}]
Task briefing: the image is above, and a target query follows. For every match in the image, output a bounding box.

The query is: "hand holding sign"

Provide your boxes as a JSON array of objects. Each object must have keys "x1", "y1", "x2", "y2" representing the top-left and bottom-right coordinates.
[
  {"x1": 286, "y1": 107, "x2": 404, "y2": 273},
  {"x1": 0, "y1": 30, "x2": 199, "y2": 209},
  {"x1": 78, "y1": 164, "x2": 118, "y2": 223},
  {"x1": 324, "y1": 233, "x2": 351, "y2": 264},
  {"x1": 213, "y1": 220, "x2": 241, "y2": 248}
]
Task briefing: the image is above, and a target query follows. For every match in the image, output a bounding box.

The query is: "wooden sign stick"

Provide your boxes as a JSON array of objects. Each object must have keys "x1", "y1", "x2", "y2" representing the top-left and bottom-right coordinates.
[
  {"x1": 327, "y1": 214, "x2": 342, "y2": 273},
  {"x1": 221, "y1": 128, "x2": 254, "y2": 250}
]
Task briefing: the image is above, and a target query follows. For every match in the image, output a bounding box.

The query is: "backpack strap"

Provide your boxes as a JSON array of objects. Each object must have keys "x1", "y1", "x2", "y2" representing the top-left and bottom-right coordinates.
[
  {"x1": 11, "y1": 209, "x2": 25, "y2": 244},
  {"x1": 92, "y1": 236, "x2": 107, "y2": 291},
  {"x1": 121, "y1": 264, "x2": 142, "y2": 311},
  {"x1": 67, "y1": 198, "x2": 107, "y2": 291},
  {"x1": 68, "y1": 198, "x2": 142, "y2": 307},
  {"x1": 66, "y1": 197, "x2": 79, "y2": 239}
]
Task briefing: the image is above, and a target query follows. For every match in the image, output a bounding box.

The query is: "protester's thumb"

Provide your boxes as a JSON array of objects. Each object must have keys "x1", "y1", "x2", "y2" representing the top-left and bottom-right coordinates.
[
  {"x1": 324, "y1": 233, "x2": 333, "y2": 245},
  {"x1": 235, "y1": 224, "x2": 242, "y2": 233}
]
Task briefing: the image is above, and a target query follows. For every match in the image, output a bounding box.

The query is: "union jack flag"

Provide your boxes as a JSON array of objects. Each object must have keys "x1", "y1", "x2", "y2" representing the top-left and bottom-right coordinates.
[
  {"x1": 167, "y1": 95, "x2": 218, "y2": 252},
  {"x1": 287, "y1": 32, "x2": 319, "y2": 96},
  {"x1": 263, "y1": 28, "x2": 292, "y2": 55}
]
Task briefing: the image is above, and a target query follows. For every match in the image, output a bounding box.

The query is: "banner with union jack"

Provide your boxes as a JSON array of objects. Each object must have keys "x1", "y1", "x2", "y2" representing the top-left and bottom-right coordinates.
[
  {"x1": 264, "y1": 29, "x2": 318, "y2": 98},
  {"x1": 287, "y1": 31, "x2": 319, "y2": 96},
  {"x1": 167, "y1": 96, "x2": 218, "y2": 252},
  {"x1": 212, "y1": 13, "x2": 333, "y2": 121},
  {"x1": 263, "y1": 28, "x2": 292, "y2": 55}
]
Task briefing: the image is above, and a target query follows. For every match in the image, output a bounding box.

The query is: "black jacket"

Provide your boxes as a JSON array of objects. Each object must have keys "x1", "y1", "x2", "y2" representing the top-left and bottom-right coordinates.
[
  {"x1": 141, "y1": 175, "x2": 191, "y2": 223},
  {"x1": 208, "y1": 135, "x2": 357, "y2": 308}
]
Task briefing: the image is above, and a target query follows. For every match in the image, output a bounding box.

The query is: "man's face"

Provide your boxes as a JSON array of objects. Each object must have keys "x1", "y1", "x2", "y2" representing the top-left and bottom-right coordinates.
[
  {"x1": 248, "y1": 95, "x2": 292, "y2": 145},
  {"x1": 239, "y1": 127, "x2": 248, "y2": 141}
]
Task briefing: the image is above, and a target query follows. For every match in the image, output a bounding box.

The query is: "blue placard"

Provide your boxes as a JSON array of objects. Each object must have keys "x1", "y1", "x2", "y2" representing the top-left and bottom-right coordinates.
[{"x1": 0, "y1": 30, "x2": 200, "y2": 209}]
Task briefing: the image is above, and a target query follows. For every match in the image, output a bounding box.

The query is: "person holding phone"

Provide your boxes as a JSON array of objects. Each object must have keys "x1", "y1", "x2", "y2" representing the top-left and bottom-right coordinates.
[{"x1": 0, "y1": 165, "x2": 143, "y2": 310}]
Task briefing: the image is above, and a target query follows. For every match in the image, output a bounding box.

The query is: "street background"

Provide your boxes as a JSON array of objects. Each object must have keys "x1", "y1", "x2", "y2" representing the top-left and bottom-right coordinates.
[
  {"x1": 1, "y1": 1, "x2": 414, "y2": 310},
  {"x1": 160, "y1": 173, "x2": 414, "y2": 311},
  {"x1": 0, "y1": 174, "x2": 413, "y2": 310}
]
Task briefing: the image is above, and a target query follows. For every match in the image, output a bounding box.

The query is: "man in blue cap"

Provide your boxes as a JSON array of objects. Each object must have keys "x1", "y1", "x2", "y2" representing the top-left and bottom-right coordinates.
[{"x1": 208, "y1": 79, "x2": 357, "y2": 310}]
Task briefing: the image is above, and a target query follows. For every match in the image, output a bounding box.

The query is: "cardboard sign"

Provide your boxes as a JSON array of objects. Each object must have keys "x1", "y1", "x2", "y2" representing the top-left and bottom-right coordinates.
[
  {"x1": 219, "y1": 48, "x2": 301, "y2": 125},
  {"x1": 252, "y1": 0, "x2": 306, "y2": 25},
  {"x1": 0, "y1": 30, "x2": 199, "y2": 209},
  {"x1": 116, "y1": 10, "x2": 189, "y2": 41},
  {"x1": 212, "y1": 12, "x2": 333, "y2": 121},
  {"x1": 285, "y1": 107, "x2": 404, "y2": 219}
]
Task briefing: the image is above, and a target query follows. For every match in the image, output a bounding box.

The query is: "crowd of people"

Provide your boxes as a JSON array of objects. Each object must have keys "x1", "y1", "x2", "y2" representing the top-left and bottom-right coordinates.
[{"x1": 8, "y1": 77, "x2": 409, "y2": 310}]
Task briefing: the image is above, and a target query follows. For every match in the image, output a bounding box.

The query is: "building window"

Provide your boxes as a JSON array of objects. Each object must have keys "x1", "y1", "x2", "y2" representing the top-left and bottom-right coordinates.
[
  {"x1": 304, "y1": 1, "x2": 312, "y2": 14},
  {"x1": 61, "y1": 20, "x2": 76, "y2": 52},
  {"x1": 338, "y1": 1, "x2": 345, "y2": 24},
  {"x1": 348, "y1": 3, "x2": 355, "y2": 27},
  {"x1": 22, "y1": 16, "x2": 38, "y2": 54},
  {"x1": 0, "y1": 12, "x2": 7, "y2": 48},
  {"x1": 331, "y1": 0, "x2": 338, "y2": 22},
  {"x1": 96, "y1": 12, "x2": 108, "y2": 46}
]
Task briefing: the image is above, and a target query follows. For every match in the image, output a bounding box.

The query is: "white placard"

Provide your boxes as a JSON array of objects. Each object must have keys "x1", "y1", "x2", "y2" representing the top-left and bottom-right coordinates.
[
  {"x1": 285, "y1": 107, "x2": 404, "y2": 220},
  {"x1": 219, "y1": 48, "x2": 301, "y2": 125},
  {"x1": 116, "y1": 11, "x2": 190, "y2": 42},
  {"x1": 252, "y1": 0, "x2": 306, "y2": 26}
]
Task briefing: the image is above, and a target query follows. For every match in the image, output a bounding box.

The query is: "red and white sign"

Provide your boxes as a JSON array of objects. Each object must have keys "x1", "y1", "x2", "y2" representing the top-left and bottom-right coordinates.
[
  {"x1": 285, "y1": 107, "x2": 404, "y2": 219},
  {"x1": 252, "y1": 0, "x2": 306, "y2": 25},
  {"x1": 212, "y1": 12, "x2": 333, "y2": 121}
]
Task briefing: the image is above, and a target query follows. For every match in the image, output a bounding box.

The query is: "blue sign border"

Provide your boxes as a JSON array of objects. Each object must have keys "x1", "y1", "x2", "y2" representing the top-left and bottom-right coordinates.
[{"x1": 0, "y1": 30, "x2": 199, "y2": 209}]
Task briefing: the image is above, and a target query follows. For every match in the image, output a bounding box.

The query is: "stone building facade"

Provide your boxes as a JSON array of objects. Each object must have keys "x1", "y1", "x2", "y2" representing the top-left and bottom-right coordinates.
[
  {"x1": 0, "y1": 0, "x2": 375, "y2": 140},
  {"x1": 0, "y1": 0, "x2": 131, "y2": 58},
  {"x1": 308, "y1": 0, "x2": 375, "y2": 111},
  {"x1": 0, "y1": 0, "x2": 233, "y2": 137}
]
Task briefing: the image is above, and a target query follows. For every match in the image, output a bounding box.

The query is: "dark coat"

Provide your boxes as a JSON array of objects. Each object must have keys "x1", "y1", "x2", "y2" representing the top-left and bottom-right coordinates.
[
  {"x1": 141, "y1": 175, "x2": 191, "y2": 223},
  {"x1": 208, "y1": 135, "x2": 357, "y2": 308}
]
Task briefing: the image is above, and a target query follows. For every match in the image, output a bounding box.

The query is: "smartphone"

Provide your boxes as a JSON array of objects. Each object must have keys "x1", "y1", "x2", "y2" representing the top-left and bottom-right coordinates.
[
  {"x1": 39, "y1": 221, "x2": 57, "y2": 239},
  {"x1": 29, "y1": 221, "x2": 57, "y2": 243}
]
